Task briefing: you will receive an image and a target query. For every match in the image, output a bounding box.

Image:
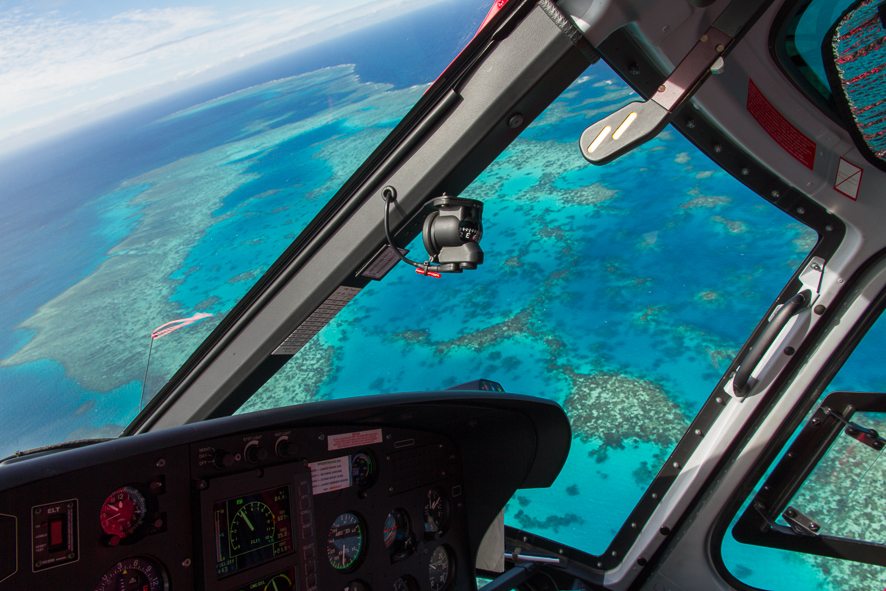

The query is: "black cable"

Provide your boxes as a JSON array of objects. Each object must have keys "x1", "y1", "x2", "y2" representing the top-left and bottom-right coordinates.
[{"x1": 382, "y1": 189, "x2": 443, "y2": 275}]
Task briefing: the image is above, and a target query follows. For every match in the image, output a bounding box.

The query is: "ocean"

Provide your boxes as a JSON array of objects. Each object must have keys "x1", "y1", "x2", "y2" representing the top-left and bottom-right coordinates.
[{"x1": 0, "y1": 3, "x2": 879, "y2": 589}]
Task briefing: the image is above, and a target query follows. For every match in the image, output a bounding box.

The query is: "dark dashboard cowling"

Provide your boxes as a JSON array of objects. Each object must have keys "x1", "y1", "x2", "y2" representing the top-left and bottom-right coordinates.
[{"x1": 0, "y1": 391, "x2": 570, "y2": 591}]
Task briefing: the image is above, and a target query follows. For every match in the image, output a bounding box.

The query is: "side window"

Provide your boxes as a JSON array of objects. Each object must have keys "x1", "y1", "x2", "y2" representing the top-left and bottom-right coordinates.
[
  {"x1": 241, "y1": 62, "x2": 816, "y2": 557},
  {"x1": 722, "y1": 310, "x2": 886, "y2": 590}
]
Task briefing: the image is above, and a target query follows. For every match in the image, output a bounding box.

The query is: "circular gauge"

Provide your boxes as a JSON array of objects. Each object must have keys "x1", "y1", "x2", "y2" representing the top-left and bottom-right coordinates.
[
  {"x1": 230, "y1": 501, "x2": 276, "y2": 552},
  {"x1": 94, "y1": 556, "x2": 168, "y2": 591},
  {"x1": 428, "y1": 545, "x2": 454, "y2": 591},
  {"x1": 99, "y1": 486, "x2": 146, "y2": 542},
  {"x1": 351, "y1": 452, "x2": 376, "y2": 488},
  {"x1": 263, "y1": 572, "x2": 294, "y2": 591},
  {"x1": 327, "y1": 512, "x2": 366, "y2": 572},
  {"x1": 423, "y1": 488, "x2": 450, "y2": 536},
  {"x1": 384, "y1": 508, "x2": 415, "y2": 559},
  {"x1": 383, "y1": 511, "x2": 399, "y2": 548},
  {"x1": 344, "y1": 581, "x2": 371, "y2": 591},
  {"x1": 392, "y1": 575, "x2": 419, "y2": 591}
]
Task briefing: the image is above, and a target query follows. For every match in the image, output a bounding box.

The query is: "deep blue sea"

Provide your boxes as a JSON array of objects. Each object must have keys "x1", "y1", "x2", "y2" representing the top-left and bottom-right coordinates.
[{"x1": 0, "y1": 4, "x2": 880, "y2": 589}]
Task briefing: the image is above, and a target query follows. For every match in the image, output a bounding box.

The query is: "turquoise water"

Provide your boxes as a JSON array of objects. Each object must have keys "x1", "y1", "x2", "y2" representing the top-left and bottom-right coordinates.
[
  {"x1": 244, "y1": 67, "x2": 815, "y2": 565},
  {"x1": 0, "y1": 5, "x2": 878, "y2": 589}
]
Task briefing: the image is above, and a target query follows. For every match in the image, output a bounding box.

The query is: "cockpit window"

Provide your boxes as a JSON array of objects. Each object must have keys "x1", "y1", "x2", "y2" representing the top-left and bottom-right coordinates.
[
  {"x1": 777, "y1": 0, "x2": 858, "y2": 101},
  {"x1": 240, "y1": 62, "x2": 817, "y2": 556},
  {"x1": 0, "y1": 1, "x2": 488, "y2": 458},
  {"x1": 723, "y1": 310, "x2": 886, "y2": 590}
]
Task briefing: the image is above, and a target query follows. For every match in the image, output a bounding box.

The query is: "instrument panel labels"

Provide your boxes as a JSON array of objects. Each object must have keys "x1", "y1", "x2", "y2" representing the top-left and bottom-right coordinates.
[
  {"x1": 327, "y1": 428, "x2": 383, "y2": 451},
  {"x1": 31, "y1": 499, "x2": 78, "y2": 572},
  {"x1": 308, "y1": 457, "x2": 351, "y2": 495}
]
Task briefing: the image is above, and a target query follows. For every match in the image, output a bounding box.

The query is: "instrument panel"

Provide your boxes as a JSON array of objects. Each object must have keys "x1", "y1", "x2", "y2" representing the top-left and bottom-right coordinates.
[
  {"x1": 194, "y1": 424, "x2": 468, "y2": 591},
  {"x1": 0, "y1": 392, "x2": 571, "y2": 591}
]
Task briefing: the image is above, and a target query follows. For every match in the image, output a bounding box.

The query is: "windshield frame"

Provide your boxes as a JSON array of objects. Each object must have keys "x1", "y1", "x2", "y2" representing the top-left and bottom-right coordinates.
[
  {"x1": 711, "y1": 253, "x2": 886, "y2": 590},
  {"x1": 124, "y1": 0, "x2": 848, "y2": 576},
  {"x1": 490, "y1": 24, "x2": 846, "y2": 573},
  {"x1": 125, "y1": 0, "x2": 538, "y2": 431}
]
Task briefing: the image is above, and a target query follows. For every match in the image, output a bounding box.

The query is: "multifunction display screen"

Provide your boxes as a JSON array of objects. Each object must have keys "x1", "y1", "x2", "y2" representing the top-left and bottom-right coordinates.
[{"x1": 213, "y1": 485, "x2": 293, "y2": 578}]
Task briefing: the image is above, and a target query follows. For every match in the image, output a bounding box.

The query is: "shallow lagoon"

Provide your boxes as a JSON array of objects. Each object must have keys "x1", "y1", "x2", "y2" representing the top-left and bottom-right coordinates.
[{"x1": 0, "y1": 15, "x2": 875, "y2": 588}]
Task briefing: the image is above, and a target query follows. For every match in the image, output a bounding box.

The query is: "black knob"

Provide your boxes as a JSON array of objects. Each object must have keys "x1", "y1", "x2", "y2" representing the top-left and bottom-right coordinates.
[
  {"x1": 213, "y1": 450, "x2": 235, "y2": 469},
  {"x1": 275, "y1": 436, "x2": 295, "y2": 458},
  {"x1": 244, "y1": 442, "x2": 268, "y2": 464}
]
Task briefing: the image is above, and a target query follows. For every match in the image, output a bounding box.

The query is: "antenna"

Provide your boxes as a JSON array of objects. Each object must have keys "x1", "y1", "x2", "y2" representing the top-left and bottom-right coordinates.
[{"x1": 140, "y1": 312, "x2": 213, "y2": 408}]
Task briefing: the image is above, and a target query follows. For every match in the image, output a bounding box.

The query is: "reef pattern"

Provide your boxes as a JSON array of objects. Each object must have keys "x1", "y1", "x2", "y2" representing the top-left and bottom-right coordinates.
[{"x1": 2, "y1": 54, "x2": 853, "y2": 589}]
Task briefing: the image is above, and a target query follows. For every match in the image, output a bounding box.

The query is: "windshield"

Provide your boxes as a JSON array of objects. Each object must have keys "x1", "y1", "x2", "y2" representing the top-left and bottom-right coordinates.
[
  {"x1": 0, "y1": 0, "x2": 488, "y2": 457},
  {"x1": 239, "y1": 62, "x2": 817, "y2": 557}
]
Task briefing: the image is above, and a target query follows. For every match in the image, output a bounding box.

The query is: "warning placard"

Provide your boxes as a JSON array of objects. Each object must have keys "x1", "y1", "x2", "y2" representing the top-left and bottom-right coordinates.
[
  {"x1": 834, "y1": 158, "x2": 863, "y2": 201},
  {"x1": 308, "y1": 456, "x2": 351, "y2": 494},
  {"x1": 327, "y1": 429, "x2": 383, "y2": 451},
  {"x1": 747, "y1": 79, "x2": 816, "y2": 170}
]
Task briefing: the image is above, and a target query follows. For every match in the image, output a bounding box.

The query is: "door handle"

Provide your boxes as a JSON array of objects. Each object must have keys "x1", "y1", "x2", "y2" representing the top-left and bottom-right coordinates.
[{"x1": 733, "y1": 291, "x2": 809, "y2": 395}]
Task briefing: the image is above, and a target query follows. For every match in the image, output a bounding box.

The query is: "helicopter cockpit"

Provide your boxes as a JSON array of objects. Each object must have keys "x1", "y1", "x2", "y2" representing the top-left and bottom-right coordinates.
[{"x1": 0, "y1": 0, "x2": 884, "y2": 590}]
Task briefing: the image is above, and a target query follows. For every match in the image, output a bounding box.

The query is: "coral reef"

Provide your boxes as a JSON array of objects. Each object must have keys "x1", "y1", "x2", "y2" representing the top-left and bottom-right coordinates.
[
  {"x1": 563, "y1": 370, "x2": 689, "y2": 455},
  {"x1": 239, "y1": 339, "x2": 335, "y2": 413}
]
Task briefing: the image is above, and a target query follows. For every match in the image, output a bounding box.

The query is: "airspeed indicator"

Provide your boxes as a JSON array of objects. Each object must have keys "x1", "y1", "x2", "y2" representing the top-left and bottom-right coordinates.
[{"x1": 327, "y1": 512, "x2": 365, "y2": 572}]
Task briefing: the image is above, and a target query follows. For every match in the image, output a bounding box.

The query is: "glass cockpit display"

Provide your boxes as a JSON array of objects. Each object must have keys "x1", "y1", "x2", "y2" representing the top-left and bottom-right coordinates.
[{"x1": 213, "y1": 486, "x2": 293, "y2": 578}]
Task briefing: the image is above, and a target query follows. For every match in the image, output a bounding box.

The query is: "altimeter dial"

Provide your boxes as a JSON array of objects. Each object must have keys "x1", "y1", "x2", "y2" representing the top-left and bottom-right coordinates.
[{"x1": 94, "y1": 556, "x2": 168, "y2": 591}]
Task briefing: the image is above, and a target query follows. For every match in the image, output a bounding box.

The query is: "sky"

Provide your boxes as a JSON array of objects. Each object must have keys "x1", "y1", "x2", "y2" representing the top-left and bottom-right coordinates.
[{"x1": 0, "y1": 0, "x2": 455, "y2": 156}]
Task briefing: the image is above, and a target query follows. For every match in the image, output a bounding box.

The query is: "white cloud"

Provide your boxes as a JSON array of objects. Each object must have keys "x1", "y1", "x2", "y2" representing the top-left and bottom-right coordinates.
[{"x1": 0, "y1": 0, "x2": 447, "y2": 154}]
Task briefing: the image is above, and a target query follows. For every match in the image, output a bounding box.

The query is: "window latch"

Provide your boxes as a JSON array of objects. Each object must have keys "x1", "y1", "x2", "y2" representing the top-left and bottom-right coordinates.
[
  {"x1": 782, "y1": 506, "x2": 821, "y2": 536},
  {"x1": 821, "y1": 406, "x2": 886, "y2": 451},
  {"x1": 844, "y1": 422, "x2": 885, "y2": 451}
]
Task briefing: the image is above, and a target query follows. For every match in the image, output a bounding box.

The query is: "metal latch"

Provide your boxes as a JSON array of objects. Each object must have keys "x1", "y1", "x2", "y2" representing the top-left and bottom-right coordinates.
[
  {"x1": 821, "y1": 407, "x2": 886, "y2": 451},
  {"x1": 797, "y1": 256, "x2": 825, "y2": 305},
  {"x1": 845, "y1": 422, "x2": 885, "y2": 451},
  {"x1": 783, "y1": 506, "x2": 821, "y2": 536}
]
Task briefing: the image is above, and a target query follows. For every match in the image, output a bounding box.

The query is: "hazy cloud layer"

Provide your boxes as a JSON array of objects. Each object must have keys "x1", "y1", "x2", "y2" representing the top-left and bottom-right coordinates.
[{"x1": 0, "y1": 0, "x2": 443, "y2": 152}]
